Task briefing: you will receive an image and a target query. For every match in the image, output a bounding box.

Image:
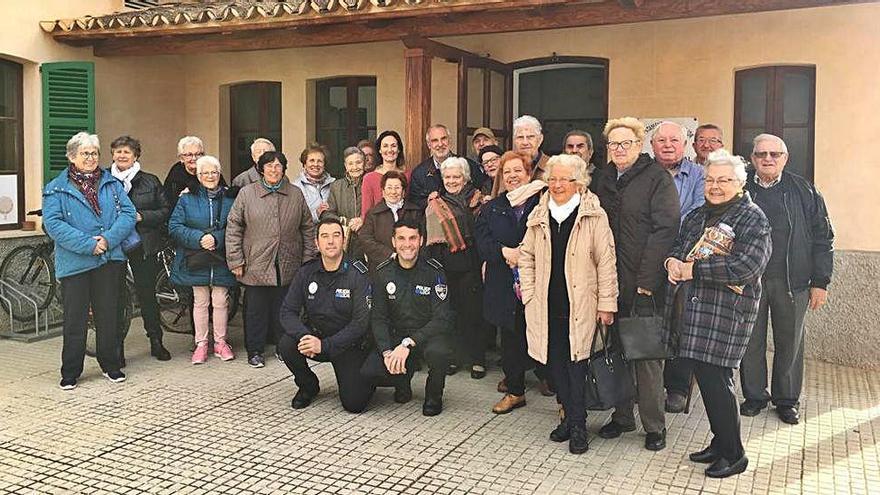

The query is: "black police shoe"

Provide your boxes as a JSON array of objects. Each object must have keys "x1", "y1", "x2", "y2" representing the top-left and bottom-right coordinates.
[
  {"x1": 422, "y1": 396, "x2": 443, "y2": 416},
  {"x1": 645, "y1": 428, "x2": 667, "y2": 451},
  {"x1": 705, "y1": 455, "x2": 748, "y2": 478},
  {"x1": 291, "y1": 387, "x2": 319, "y2": 409},
  {"x1": 394, "y1": 382, "x2": 413, "y2": 404},
  {"x1": 689, "y1": 445, "x2": 720, "y2": 464},
  {"x1": 549, "y1": 420, "x2": 571, "y2": 443},
  {"x1": 569, "y1": 424, "x2": 589, "y2": 455}
]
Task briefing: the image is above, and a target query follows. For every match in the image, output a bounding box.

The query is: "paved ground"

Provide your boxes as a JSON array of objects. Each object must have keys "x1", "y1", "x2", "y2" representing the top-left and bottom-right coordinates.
[{"x1": 1, "y1": 318, "x2": 879, "y2": 495}]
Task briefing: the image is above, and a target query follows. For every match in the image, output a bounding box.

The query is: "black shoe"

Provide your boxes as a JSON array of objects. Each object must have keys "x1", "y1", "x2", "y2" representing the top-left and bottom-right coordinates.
[
  {"x1": 59, "y1": 377, "x2": 77, "y2": 390},
  {"x1": 776, "y1": 406, "x2": 800, "y2": 425},
  {"x1": 665, "y1": 392, "x2": 687, "y2": 413},
  {"x1": 470, "y1": 365, "x2": 486, "y2": 380},
  {"x1": 597, "y1": 420, "x2": 636, "y2": 439},
  {"x1": 645, "y1": 428, "x2": 667, "y2": 451},
  {"x1": 291, "y1": 388, "x2": 318, "y2": 409},
  {"x1": 568, "y1": 424, "x2": 589, "y2": 454},
  {"x1": 446, "y1": 364, "x2": 459, "y2": 376},
  {"x1": 150, "y1": 337, "x2": 172, "y2": 361},
  {"x1": 103, "y1": 370, "x2": 126, "y2": 383},
  {"x1": 739, "y1": 400, "x2": 767, "y2": 417},
  {"x1": 689, "y1": 445, "x2": 720, "y2": 464},
  {"x1": 705, "y1": 455, "x2": 749, "y2": 478},
  {"x1": 248, "y1": 353, "x2": 266, "y2": 368},
  {"x1": 422, "y1": 397, "x2": 443, "y2": 416},
  {"x1": 394, "y1": 383, "x2": 413, "y2": 404},
  {"x1": 549, "y1": 420, "x2": 571, "y2": 443}
]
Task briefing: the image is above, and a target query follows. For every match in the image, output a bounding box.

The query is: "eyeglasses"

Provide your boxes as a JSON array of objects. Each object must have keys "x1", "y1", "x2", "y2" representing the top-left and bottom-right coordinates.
[
  {"x1": 705, "y1": 177, "x2": 737, "y2": 186},
  {"x1": 199, "y1": 171, "x2": 220, "y2": 176},
  {"x1": 606, "y1": 140, "x2": 639, "y2": 151},
  {"x1": 78, "y1": 151, "x2": 99, "y2": 159},
  {"x1": 547, "y1": 177, "x2": 576, "y2": 185},
  {"x1": 481, "y1": 156, "x2": 500, "y2": 166},
  {"x1": 180, "y1": 152, "x2": 205, "y2": 160},
  {"x1": 753, "y1": 151, "x2": 786, "y2": 159},
  {"x1": 696, "y1": 138, "x2": 723, "y2": 146}
]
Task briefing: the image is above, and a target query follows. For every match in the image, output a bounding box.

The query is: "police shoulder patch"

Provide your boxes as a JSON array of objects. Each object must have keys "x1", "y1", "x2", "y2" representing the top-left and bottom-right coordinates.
[
  {"x1": 352, "y1": 260, "x2": 368, "y2": 274},
  {"x1": 376, "y1": 256, "x2": 395, "y2": 271},
  {"x1": 426, "y1": 257, "x2": 444, "y2": 271}
]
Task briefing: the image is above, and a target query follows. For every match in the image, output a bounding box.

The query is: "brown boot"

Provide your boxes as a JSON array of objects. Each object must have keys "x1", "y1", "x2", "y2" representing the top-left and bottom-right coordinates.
[{"x1": 492, "y1": 394, "x2": 526, "y2": 414}]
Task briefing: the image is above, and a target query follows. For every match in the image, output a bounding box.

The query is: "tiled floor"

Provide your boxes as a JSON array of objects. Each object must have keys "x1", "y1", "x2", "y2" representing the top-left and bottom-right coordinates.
[{"x1": 1, "y1": 319, "x2": 878, "y2": 494}]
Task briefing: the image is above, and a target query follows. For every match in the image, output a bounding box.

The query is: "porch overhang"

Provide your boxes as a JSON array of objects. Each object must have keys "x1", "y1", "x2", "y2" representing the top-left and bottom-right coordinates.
[{"x1": 42, "y1": 0, "x2": 878, "y2": 57}]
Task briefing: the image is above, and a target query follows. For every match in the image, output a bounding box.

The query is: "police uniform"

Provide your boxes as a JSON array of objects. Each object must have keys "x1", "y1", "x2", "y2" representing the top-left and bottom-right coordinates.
[
  {"x1": 363, "y1": 254, "x2": 454, "y2": 409},
  {"x1": 278, "y1": 258, "x2": 374, "y2": 413}
]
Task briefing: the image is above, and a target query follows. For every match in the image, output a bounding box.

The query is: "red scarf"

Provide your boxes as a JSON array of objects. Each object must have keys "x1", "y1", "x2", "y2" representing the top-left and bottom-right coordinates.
[{"x1": 67, "y1": 164, "x2": 102, "y2": 215}]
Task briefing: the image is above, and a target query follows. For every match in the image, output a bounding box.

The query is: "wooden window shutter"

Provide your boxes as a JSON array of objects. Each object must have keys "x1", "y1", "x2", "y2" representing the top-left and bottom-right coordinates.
[{"x1": 41, "y1": 61, "x2": 95, "y2": 184}]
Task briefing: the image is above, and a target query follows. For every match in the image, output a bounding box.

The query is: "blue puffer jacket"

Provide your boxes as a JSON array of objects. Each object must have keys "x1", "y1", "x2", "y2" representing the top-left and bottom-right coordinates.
[
  {"x1": 43, "y1": 168, "x2": 137, "y2": 280},
  {"x1": 168, "y1": 186, "x2": 236, "y2": 287}
]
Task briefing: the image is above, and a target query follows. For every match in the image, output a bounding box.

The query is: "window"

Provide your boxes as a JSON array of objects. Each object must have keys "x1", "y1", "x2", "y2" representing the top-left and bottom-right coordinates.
[
  {"x1": 316, "y1": 77, "x2": 376, "y2": 178},
  {"x1": 229, "y1": 82, "x2": 282, "y2": 180},
  {"x1": 734, "y1": 66, "x2": 816, "y2": 181},
  {"x1": 41, "y1": 62, "x2": 95, "y2": 186},
  {"x1": 0, "y1": 59, "x2": 23, "y2": 229}
]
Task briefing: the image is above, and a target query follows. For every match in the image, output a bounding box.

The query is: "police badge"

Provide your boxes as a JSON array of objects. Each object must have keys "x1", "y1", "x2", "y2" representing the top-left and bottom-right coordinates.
[{"x1": 434, "y1": 283, "x2": 447, "y2": 301}]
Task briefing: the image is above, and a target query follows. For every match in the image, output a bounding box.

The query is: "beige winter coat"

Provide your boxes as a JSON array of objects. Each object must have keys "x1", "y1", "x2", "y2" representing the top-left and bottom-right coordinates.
[
  {"x1": 225, "y1": 180, "x2": 317, "y2": 287},
  {"x1": 519, "y1": 190, "x2": 619, "y2": 364}
]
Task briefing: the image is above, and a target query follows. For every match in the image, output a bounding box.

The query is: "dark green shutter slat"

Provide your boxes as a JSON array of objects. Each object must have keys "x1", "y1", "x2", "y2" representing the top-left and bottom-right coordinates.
[{"x1": 42, "y1": 62, "x2": 95, "y2": 184}]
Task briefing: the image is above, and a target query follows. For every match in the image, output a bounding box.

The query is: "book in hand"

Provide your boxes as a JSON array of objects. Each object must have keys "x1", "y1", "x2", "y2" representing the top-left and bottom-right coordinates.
[{"x1": 685, "y1": 223, "x2": 744, "y2": 295}]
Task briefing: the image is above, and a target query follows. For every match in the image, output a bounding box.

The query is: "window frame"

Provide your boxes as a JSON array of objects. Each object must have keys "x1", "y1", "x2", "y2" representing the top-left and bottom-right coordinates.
[
  {"x1": 314, "y1": 76, "x2": 377, "y2": 178},
  {"x1": 228, "y1": 81, "x2": 282, "y2": 180},
  {"x1": 0, "y1": 58, "x2": 24, "y2": 230}
]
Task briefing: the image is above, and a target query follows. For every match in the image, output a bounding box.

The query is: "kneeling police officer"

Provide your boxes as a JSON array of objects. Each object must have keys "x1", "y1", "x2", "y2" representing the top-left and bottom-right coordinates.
[
  {"x1": 279, "y1": 217, "x2": 375, "y2": 413},
  {"x1": 362, "y1": 218, "x2": 454, "y2": 416}
]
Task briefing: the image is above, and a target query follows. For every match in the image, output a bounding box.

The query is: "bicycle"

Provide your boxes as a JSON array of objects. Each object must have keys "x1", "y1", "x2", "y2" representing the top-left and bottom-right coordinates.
[{"x1": 0, "y1": 210, "x2": 58, "y2": 322}]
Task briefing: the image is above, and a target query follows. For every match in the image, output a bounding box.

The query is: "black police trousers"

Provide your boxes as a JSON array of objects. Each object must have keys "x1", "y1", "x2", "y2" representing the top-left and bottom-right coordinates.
[
  {"x1": 361, "y1": 334, "x2": 453, "y2": 400},
  {"x1": 277, "y1": 334, "x2": 375, "y2": 413}
]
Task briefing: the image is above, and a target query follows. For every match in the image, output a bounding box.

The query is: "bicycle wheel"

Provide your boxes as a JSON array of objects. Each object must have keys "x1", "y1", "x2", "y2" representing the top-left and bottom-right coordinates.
[
  {"x1": 85, "y1": 282, "x2": 134, "y2": 358},
  {"x1": 155, "y1": 269, "x2": 193, "y2": 334},
  {"x1": 0, "y1": 245, "x2": 56, "y2": 322}
]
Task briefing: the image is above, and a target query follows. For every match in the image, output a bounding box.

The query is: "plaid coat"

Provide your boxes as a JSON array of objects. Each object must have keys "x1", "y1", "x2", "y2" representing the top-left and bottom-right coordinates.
[{"x1": 664, "y1": 193, "x2": 771, "y2": 368}]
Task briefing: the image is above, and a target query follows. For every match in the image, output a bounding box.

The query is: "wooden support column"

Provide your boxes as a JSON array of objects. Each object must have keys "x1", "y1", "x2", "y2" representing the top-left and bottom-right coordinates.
[{"x1": 404, "y1": 47, "x2": 431, "y2": 169}]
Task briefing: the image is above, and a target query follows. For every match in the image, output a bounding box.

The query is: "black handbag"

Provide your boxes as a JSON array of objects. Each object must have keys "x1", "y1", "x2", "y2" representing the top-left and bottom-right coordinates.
[
  {"x1": 584, "y1": 323, "x2": 636, "y2": 411},
  {"x1": 616, "y1": 295, "x2": 672, "y2": 361}
]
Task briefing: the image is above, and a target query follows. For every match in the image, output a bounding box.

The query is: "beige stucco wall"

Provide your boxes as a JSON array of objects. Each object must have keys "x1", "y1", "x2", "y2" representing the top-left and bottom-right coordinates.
[{"x1": 441, "y1": 3, "x2": 880, "y2": 251}]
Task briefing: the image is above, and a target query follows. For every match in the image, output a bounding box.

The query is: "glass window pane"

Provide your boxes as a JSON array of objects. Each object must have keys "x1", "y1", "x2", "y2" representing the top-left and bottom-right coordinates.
[
  {"x1": 267, "y1": 83, "x2": 282, "y2": 133},
  {"x1": 0, "y1": 121, "x2": 19, "y2": 172},
  {"x1": 739, "y1": 71, "x2": 768, "y2": 126},
  {"x1": 358, "y1": 85, "x2": 376, "y2": 127},
  {"x1": 489, "y1": 71, "x2": 505, "y2": 130},
  {"x1": 736, "y1": 127, "x2": 764, "y2": 159},
  {"x1": 231, "y1": 82, "x2": 281, "y2": 178},
  {"x1": 782, "y1": 126, "x2": 810, "y2": 179},
  {"x1": 783, "y1": 71, "x2": 812, "y2": 125},
  {"x1": 467, "y1": 67, "x2": 484, "y2": 129},
  {"x1": 231, "y1": 84, "x2": 260, "y2": 131}
]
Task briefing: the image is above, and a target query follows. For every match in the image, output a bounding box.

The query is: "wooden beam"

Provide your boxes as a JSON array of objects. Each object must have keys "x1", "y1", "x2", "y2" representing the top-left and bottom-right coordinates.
[
  {"x1": 404, "y1": 48, "x2": 432, "y2": 170},
  {"x1": 84, "y1": 0, "x2": 878, "y2": 56},
  {"x1": 401, "y1": 36, "x2": 508, "y2": 72}
]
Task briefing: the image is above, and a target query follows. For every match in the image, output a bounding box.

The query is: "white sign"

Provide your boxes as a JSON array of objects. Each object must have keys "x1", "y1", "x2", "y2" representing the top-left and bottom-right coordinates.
[
  {"x1": 640, "y1": 117, "x2": 699, "y2": 161},
  {"x1": 0, "y1": 175, "x2": 18, "y2": 225}
]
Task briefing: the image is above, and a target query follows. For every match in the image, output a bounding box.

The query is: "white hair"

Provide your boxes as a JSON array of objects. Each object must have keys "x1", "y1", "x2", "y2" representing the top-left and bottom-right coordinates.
[
  {"x1": 513, "y1": 115, "x2": 543, "y2": 136},
  {"x1": 177, "y1": 135, "x2": 204, "y2": 155},
  {"x1": 250, "y1": 138, "x2": 275, "y2": 153},
  {"x1": 752, "y1": 133, "x2": 788, "y2": 154},
  {"x1": 66, "y1": 132, "x2": 100, "y2": 161},
  {"x1": 196, "y1": 155, "x2": 221, "y2": 175},
  {"x1": 546, "y1": 154, "x2": 590, "y2": 188},
  {"x1": 706, "y1": 149, "x2": 748, "y2": 183},
  {"x1": 439, "y1": 157, "x2": 471, "y2": 183},
  {"x1": 652, "y1": 121, "x2": 687, "y2": 142},
  {"x1": 425, "y1": 124, "x2": 449, "y2": 141}
]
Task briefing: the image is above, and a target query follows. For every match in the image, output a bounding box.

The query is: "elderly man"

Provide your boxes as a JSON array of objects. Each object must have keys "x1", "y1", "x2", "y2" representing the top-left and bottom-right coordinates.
[
  {"x1": 693, "y1": 124, "x2": 724, "y2": 166},
  {"x1": 513, "y1": 115, "x2": 549, "y2": 180},
  {"x1": 233, "y1": 138, "x2": 276, "y2": 188},
  {"x1": 472, "y1": 127, "x2": 498, "y2": 158},
  {"x1": 739, "y1": 134, "x2": 834, "y2": 425},
  {"x1": 651, "y1": 121, "x2": 706, "y2": 413},
  {"x1": 563, "y1": 130, "x2": 595, "y2": 173},
  {"x1": 407, "y1": 124, "x2": 486, "y2": 209}
]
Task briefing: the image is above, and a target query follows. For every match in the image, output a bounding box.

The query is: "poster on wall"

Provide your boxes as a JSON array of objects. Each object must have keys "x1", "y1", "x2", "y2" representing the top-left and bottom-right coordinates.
[
  {"x1": 640, "y1": 117, "x2": 699, "y2": 161},
  {"x1": 0, "y1": 175, "x2": 18, "y2": 226}
]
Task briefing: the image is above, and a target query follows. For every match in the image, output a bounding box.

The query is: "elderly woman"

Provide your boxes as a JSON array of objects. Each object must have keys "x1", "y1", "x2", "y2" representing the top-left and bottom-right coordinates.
[
  {"x1": 589, "y1": 117, "x2": 680, "y2": 451},
  {"x1": 478, "y1": 145, "x2": 503, "y2": 197},
  {"x1": 43, "y1": 132, "x2": 136, "y2": 389},
  {"x1": 109, "y1": 135, "x2": 171, "y2": 362},
  {"x1": 359, "y1": 170, "x2": 423, "y2": 273},
  {"x1": 321, "y1": 146, "x2": 366, "y2": 261},
  {"x1": 665, "y1": 150, "x2": 771, "y2": 478},
  {"x1": 425, "y1": 157, "x2": 486, "y2": 378},
  {"x1": 475, "y1": 151, "x2": 552, "y2": 414},
  {"x1": 165, "y1": 136, "x2": 208, "y2": 209},
  {"x1": 360, "y1": 131, "x2": 409, "y2": 216},
  {"x1": 519, "y1": 154, "x2": 618, "y2": 454},
  {"x1": 293, "y1": 143, "x2": 335, "y2": 223},
  {"x1": 169, "y1": 155, "x2": 236, "y2": 365},
  {"x1": 226, "y1": 151, "x2": 317, "y2": 369}
]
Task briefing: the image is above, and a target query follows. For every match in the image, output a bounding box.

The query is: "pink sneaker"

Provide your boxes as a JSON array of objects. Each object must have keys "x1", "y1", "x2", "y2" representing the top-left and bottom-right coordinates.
[
  {"x1": 214, "y1": 340, "x2": 235, "y2": 361},
  {"x1": 192, "y1": 342, "x2": 209, "y2": 365}
]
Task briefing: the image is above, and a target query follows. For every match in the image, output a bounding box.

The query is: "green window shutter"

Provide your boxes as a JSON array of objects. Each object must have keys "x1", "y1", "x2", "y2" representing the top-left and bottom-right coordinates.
[{"x1": 41, "y1": 61, "x2": 95, "y2": 185}]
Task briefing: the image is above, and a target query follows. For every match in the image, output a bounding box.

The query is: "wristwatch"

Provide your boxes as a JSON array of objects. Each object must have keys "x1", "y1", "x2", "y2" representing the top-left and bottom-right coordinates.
[{"x1": 400, "y1": 337, "x2": 416, "y2": 349}]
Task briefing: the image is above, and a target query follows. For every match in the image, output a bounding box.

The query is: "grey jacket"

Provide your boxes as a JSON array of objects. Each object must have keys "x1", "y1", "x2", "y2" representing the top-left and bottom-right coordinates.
[
  {"x1": 292, "y1": 173, "x2": 335, "y2": 222},
  {"x1": 231, "y1": 167, "x2": 261, "y2": 188}
]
